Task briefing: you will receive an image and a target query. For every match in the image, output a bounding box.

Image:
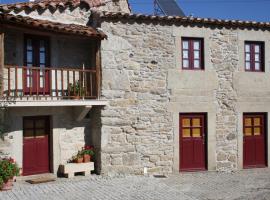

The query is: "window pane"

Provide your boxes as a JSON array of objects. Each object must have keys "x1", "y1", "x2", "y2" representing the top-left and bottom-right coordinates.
[
  {"x1": 183, "y1": 50, "x2": 189, "y2": 59},
  {"x1": 192, "y1": 118, "x2": 201, "y2": 127},
  {"x1": 27, "y1": 39, "x2": 32, "y2": 51},
  {"x1": 245, "y1": 44, "x2": 250, "y2": 52},
  {"x1": 40, "y1": 40, "x2": 45, "y2": 52},
  {"x1": 255, "y1": 54, "x2": 260, "y2": 62},
  {"x1": 254, "y1": 118, "x2": 261, "y2": 126},
  {"x1": 255, "y1": 45, "x2": 260, "y2": 53},
  {"x1": 182, "y1": 129, "x2": 191, "y2": 138},
  {"x1": 255, "y1": 62, "x2": 261, "y2": 70},
  {"x1": 24, "y1": 129, "x2": 34, "y2": 138},
  {"x1": 24, "y1": 120, "x2": 34, "y2": 129},
  {"x1": 193, "y1": 41, "x2": 200, "y2": 50},
  {"x1": 194, "y1": 51, "x2": 200, "y2": 59},
  {"x1": 183, "y1": 60, "x2": 189, "y2": 68},
  {"x1": 27, "y1": 51, "x2": 33, "y2": 63},
  {"x1": 254, "y1": 127, "x2": 261, "y2": 136},
  {"x1": 245, "y1": 53, "x2": 250, "y2": 61},
  {"x1": 245, "y1": 118, "x2": 252, "y2": 126},
  {"x1": 40, "y1": 52, "x2": 45, "y2": 64},
  {"x1": 36, "y1": 129, "x2": 46, "y2": 137},
  {"x1": 245, "y1": 62, "x2": 251, "y2": 70},
  {"x1": 36, "y1": 119, "x2": 45, "y2": 128},
  {"x1": 183, "y1": 41, "x2": 189, "y2": 49},
  {"x1": 192, "y1": 128, "x2": 201, "y2": 137},
  {"x1": 194, "y1": 60, "x2": 200, "y2": 68},
  {"x1": 182, "y1": 118, "x2": 190, "y2": 127},
  {"x1": 245, "y1": 128, "x2": 252, "y2": 136}
]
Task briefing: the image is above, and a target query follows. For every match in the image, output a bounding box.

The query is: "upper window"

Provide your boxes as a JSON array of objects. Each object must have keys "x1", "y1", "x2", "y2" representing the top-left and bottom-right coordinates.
[
  {"x1": 245, "y1": 42, "x2": 264, "y2": 72},
  {"x1": 182, "y1": 38, "x2": 204, "y2": 70}
]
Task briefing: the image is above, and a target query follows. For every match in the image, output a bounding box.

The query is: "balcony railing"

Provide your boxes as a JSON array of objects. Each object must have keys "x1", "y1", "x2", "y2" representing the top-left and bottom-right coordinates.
[{"x1": 2, "y1": 65, "x2": 99, "y2": 100}]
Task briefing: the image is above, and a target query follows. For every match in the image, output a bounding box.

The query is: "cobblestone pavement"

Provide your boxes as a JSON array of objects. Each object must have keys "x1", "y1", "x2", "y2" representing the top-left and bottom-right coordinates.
[{"x1": 1, "y1": 168, "x2": 270, "y2": 200}]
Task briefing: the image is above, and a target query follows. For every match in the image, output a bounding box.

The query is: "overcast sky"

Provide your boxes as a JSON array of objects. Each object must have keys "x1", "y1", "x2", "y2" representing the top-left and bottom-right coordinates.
[{"x1": 1, "y1": 0, "x2": 270, "y2": 22}]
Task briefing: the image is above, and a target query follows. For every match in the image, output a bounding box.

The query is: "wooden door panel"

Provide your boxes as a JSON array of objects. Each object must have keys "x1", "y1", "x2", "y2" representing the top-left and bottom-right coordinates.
[
  {"x1": 243, "y1": 114, "x2": 267, "y2": 168},
  {"x1": 23, "y1": 117, "x2": 50, "y2": 175},
  {"x1": 180, "y1": 114, "x2": 206, "y2": 171},
  {"x1": 181, "y1": 141, "x2": 193, "y2": 169}
]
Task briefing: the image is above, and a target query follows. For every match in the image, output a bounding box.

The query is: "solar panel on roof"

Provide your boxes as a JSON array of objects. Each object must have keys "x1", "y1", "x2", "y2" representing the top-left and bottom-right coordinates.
[{"x1": 154, "y1": 0, "x2": 185, "y2": 16}]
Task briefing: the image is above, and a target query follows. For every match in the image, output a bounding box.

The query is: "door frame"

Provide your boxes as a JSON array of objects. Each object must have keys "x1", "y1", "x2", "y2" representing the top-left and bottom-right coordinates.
[
  {"x1": 179, "y1": 113, "x2": 208, "y2": 172},
  {"x1": 243, "y1": 112, "x2": 268, "y2": 169},
  {"x1": 22, "y1": 116, "x2": 52, "y2": 176}
]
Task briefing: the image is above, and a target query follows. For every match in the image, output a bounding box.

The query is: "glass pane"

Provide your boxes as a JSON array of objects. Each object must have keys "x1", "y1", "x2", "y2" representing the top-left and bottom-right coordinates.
[
  {"x1": 245, "y1": 53, "x2": 250, "y2": 61},
  {"x1": 27, "y1": 39, "x2": 32, "y2": 51},
  {"x1": 255, "y1": 54, "x2": 260, "y2": 62},
  {"x1": 36, "y1": 119, "x2": 45, "y2": 128},
  {"x1": 192, "y1": 118, "x2": 201, "y2": 127},
  {"x1": 24, "y1": 129, "x2": 34, "y2": 138},
  {"x1": 192, "y1": 128, "x2": 201, "y2": 137},
  {"x1": 183, "y1": 41, "x2": 189, "y2": 49},
  {"x1": 182, "y1": 118, "x2": 190, "y2": 127},
  {"x1": 40, "y1": 40, "x2": 45, "y2": 52},
  {"x1": 36, "y1": 129, "x2": 46, "y2": 137},
  {"x1": 27, "y1": 63, "x2": 33, "y2": 67},
  {"x1": 254, "y1": 127, "x2": 261, "y2": 136},
  {"x1": 245, "y1": 44, "x2": 250, "y2": 52},
  {"x1": 245, "y1": 128, "x2": 252, "y2": 136},
  {"x1": 194, "y1": 60, "x2": 200, "y2": 68},
  {"x1": 255, "y1": 45, "x2": 260, "y2": 53},
  {"x1": 254, "y1": 118, "x2": 261, "y2": 126},
  {"x1": 255, "y1": 62, "x2": 260, "y2": 70},
  {"x1": 24, "y1": 120, "x2": 34, "y2": 129},
  {"x1": 182, "y1": 129, "x2": 191, "y2": 138},
  {"x1": 245, "y1": 62, "x2": 251, "y2": 70},
  {"x1": 40, "y1": 52, "x2": 45, "y2": 64},
  {"x1": 245, "y1": 118, "x2": 252, "y2": 126},
  {"x1": 183, "y1": 59, "x2": 189, "y2": 68},
  {"x1": 183, "y1": 50, "x2": 189, "y2": 59},
  {"x1": 27, "y1": 51, "x2": 33, "y2": 63},
  {"x1": 194, "y1": 51, "x2": 200, "y2": 59},
  {"x1": 193, "y1": 41, "x2": 200, "y2": 50}
]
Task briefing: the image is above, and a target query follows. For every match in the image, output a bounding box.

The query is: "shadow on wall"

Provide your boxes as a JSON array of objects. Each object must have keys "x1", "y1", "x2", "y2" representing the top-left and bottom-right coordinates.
[
  {"x1": 86, "y1": 107, "x2": 102, "y2": 175},
  {"x1": 5, "y1": 106, "x2": 103, "y2": 175}
]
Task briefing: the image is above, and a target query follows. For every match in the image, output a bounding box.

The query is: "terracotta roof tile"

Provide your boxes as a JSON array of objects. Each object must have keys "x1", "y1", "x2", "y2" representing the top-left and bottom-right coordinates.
[
  {"x1": 99, "y1": 11, "x2": 270, "y2": 30},
  {"x1": 0, "y1": 0, "x2": 105, "y2": 13},
  {"x1": 0, "y1": 13, "x2": 107, "y2": 39}
]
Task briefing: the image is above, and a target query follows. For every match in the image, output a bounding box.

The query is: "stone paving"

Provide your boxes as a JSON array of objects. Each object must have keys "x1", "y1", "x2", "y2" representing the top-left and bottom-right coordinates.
[{"x1": 1, "y1": 168, "x2": 270, "y2": 200}]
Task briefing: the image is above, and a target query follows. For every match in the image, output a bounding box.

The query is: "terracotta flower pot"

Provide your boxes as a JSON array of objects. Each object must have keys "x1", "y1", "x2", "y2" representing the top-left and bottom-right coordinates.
[
  {"x1": 76, "y1": 157, "x2": 83, "y2": 163},
  {"x1": 83, "y1": 154, "x2": 91, "y2": 163},
  {"x1": 1, "y1": 178, "x2": 13, "y2": 191}
]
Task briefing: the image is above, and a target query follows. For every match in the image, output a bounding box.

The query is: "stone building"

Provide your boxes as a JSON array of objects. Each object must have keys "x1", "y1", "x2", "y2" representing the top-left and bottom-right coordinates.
[{"x1": 0, "y1": 0, "x2": 270, "y2": 176}]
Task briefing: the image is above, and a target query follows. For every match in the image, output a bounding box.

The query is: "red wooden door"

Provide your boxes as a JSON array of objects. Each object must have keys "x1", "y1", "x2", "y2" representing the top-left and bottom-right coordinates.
[
  {"x1": 243, "y1": 114, "x2": 267, "y2": 168},
  {"x1": 180, "y1": 114, "x2": 206, "y2": 171},
  {"x1": 23, "y1": 116, "x2": 50, "y2": 176},
  {"x1": 24, "y1": 35, "x2": 50, "y2": 95}
]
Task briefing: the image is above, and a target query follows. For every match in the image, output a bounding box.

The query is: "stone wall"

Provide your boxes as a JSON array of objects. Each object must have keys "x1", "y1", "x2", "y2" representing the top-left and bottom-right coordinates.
[
  {"x1": 210, "y1": 30, "x2": 239, "y2": 171},
  {"x1": 100, "y1": 20, "x2": 174, "y2": 175}
]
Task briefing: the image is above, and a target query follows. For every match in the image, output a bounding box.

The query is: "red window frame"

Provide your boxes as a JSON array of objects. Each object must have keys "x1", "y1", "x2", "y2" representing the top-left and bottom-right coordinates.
[
  {"x1": 245, "y1": 41, "x2": 265, "y2": 72},
  {"x1": 182, "y1": 38, "x2": 204, "y2": 70}
]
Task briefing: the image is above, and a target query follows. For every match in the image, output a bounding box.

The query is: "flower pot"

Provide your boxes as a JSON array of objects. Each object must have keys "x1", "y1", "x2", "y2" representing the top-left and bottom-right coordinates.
[
  {"x1": 83, "y1": 154, "x2": 91, "y2": 163},
  {"x1": 1, "y1": 179, "x2": 13, "y2": 191},
  {"x1": 76, "y1": 157, "x2": 83, "y2": 163}
]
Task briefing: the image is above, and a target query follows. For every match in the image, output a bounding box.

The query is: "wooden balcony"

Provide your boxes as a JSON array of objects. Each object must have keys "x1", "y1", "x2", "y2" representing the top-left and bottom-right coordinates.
[{"x1": 2, "y1": 65, "x2": 100, "y2": 100}]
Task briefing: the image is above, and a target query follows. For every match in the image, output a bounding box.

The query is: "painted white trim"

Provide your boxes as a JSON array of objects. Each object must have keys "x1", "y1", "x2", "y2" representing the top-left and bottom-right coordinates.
[{"x1": 2, "y1": 100, "x2": 108, "y2": 107}]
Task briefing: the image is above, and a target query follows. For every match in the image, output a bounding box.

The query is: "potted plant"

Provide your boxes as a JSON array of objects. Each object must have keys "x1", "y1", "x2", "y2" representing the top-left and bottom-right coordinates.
[
  {"x1": 74, "y1": 154, "x2": 84, "y2": 163},
  {"x1": 68, "y1": 81, "x2": 86, "y2": 100},
  {"x1": 81, "y1": 146, "x2": 94, "y2": 163},
  {"x1": 0, "y1": 158, "x2": 19, "y2": 191}
]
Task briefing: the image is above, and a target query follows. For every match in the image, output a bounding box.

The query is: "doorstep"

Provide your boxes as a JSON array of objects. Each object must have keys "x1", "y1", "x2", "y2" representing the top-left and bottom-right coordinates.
[{"x1": 16, "y1": 173, "x2": 57, "y2": 181}]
